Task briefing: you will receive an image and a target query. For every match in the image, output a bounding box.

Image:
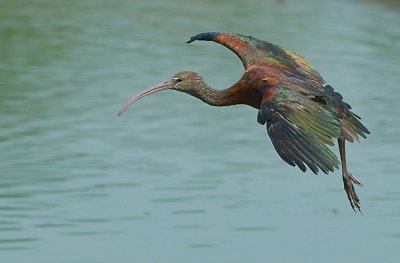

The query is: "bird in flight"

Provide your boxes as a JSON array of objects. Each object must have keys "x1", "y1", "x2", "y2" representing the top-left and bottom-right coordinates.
[{"x1": 118, "y1": 32, "x2": 370, "y2": 211}]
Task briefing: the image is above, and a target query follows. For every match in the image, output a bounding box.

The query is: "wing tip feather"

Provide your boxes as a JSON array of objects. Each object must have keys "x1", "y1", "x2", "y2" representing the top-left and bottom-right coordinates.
[{"x1": 187, "y1": 32, "x2": 222, "y2": 43}]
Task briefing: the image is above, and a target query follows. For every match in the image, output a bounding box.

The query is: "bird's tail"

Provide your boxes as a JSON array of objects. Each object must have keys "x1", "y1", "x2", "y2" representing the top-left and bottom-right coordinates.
[
  {"x1": 324, "y1": 85, "x2": 370, "y2": 142},
  {"x1": 340, "y1": 112, "x2": 370, "y2": 142}
]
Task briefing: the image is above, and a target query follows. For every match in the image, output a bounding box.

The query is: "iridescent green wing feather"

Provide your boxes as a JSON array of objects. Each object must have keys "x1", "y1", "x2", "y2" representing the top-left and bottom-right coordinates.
[{"x1": 257, "y1": 87, "x2": 341, "y2": 174}]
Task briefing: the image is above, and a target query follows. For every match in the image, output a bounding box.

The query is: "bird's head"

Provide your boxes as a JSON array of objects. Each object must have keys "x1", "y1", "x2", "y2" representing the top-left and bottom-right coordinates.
[{"x1": 118, "y1": 71, "x2": 204, "y2": 116}]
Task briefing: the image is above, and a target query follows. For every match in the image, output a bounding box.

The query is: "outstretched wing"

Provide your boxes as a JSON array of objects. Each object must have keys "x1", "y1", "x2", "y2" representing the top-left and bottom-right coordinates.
[
  {"x1": 188, "y1": 32, "x2": 325, "y2": 95},
  {"x1": 257, "y1": 86, "x2": 341, "y2": 174}
]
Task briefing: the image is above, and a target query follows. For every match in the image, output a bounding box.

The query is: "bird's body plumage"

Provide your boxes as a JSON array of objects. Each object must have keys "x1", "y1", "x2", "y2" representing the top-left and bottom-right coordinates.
[
  {"x1": 119, "y1": 32, "x2": 370, "y2": 211},
  {"x1": 189, "y1": 32, "x2": 369, "y2": 177}
]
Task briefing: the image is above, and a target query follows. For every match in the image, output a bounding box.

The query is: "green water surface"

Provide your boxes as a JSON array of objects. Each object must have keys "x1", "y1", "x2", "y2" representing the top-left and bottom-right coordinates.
[{"x1": 1, "y1": 0, "x2": 400, "y2": 262}]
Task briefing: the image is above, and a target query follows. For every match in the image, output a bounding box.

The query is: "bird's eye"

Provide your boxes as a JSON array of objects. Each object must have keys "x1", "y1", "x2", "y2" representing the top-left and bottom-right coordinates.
[{"x1": 172, "y1": 77, "x2": 182, "y2": 83}]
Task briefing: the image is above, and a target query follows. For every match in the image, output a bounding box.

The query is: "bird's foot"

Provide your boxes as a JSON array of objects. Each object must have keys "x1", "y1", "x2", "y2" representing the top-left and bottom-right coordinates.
[{"x1": 343, "y1": 173, "x2": 363, "y2": 213}]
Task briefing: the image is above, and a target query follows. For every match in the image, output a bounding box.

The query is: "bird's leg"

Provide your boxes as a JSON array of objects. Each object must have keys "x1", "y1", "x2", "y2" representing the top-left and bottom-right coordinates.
[{"x1": 338, "y1": 138, "x2": 363, "y2": 212}]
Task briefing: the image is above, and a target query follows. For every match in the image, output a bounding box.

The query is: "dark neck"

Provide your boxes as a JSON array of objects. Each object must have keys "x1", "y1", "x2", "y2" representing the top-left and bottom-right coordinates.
[{"x1": 188, "y1": 82, "x2": 238, "y2": 107}]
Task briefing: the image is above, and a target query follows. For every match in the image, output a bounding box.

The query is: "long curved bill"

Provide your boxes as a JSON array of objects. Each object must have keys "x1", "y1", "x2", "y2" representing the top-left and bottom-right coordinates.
[{"x1": 118, "y1": 80, "x2": 174, "y2": 116}]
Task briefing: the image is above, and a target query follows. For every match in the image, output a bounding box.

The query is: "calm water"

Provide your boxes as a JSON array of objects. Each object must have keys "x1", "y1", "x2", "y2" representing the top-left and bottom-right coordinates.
[{"x1": 1, "y1": 0, "x2": 400, "y2": 262}]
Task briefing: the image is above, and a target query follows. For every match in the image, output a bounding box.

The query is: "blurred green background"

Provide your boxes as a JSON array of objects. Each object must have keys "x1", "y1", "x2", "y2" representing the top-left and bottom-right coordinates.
[{"x1": 1, "y1": 0, "x2": 399, "y2": 262}]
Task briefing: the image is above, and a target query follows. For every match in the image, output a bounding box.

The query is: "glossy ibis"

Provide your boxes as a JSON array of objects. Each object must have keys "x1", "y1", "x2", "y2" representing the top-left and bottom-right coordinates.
[{"x1": 118, "y1": 32, "x2": 370, "y2": 211}]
